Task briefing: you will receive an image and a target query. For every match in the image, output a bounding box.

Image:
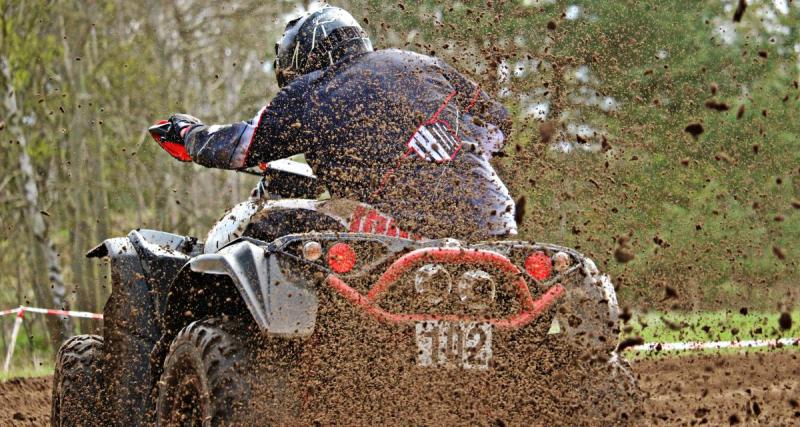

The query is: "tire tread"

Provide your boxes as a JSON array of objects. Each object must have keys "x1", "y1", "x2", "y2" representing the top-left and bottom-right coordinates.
[
  {"x1": 157, "y1": 317, "x2": 251, "y2": 425},
  {"x1": 51, "y1": 334, "x2": 105, "y2": 427}
]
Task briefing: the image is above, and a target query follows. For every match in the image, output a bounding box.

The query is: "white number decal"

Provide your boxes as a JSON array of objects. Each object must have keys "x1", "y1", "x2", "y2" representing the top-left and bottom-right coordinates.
[{"x1": 415, "y1": 321, "x2": 492, "y2": 370}]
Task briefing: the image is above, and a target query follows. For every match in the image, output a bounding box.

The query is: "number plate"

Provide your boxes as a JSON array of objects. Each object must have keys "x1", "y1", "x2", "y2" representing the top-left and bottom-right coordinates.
[{"x1": 415, "y1": 321, "x2": 492, "y2": 370}]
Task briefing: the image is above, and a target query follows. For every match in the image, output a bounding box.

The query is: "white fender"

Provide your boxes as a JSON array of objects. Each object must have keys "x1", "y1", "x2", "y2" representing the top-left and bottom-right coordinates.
[{"x1": 204, "y1": 199, "x2": 326, "y2": 254}]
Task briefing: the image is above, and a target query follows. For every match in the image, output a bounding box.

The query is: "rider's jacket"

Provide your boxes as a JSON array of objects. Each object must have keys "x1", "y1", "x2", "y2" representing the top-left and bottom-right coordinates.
[{"x1": 184, "y1": 49, "x2": 516, "y2": 239}]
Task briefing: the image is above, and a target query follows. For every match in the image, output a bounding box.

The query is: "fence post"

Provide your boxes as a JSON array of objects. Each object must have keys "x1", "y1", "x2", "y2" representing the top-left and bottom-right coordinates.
[{"x1": 2, "y1": 307, "x2": 25, "y2": 374}]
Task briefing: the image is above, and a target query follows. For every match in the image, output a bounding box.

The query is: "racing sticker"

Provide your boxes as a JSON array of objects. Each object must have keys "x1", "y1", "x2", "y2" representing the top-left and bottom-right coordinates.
[
  {"x1": 347, "y1": 205, "x2": 422, "y2": 240},
  {"x1": 415, "y1": 321, "x2": 492, "y2": 370},
  {"x1": 407, "y1": 120, "x2": 462, "y2": 162}
]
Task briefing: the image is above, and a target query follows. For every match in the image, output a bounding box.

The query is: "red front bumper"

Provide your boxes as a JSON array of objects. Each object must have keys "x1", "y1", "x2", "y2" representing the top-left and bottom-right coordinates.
[{"x1": 325, "y1": 247, "x2": 565, "y2": 329}]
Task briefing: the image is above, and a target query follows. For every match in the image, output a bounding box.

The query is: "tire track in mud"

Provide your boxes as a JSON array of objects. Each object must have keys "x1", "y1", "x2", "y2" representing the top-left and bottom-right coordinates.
[
  {"x1": 1, "y1": 351, "x2": 797, "y2": 425},
  {"x1": 636, "y1": 351, "x2": 800, "y2": 425}
]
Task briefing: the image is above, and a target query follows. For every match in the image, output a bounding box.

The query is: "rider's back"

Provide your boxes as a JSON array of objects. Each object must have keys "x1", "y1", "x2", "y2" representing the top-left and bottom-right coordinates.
[{"x1": 252, "y1": 49, "x2": 517, "y2": 239}]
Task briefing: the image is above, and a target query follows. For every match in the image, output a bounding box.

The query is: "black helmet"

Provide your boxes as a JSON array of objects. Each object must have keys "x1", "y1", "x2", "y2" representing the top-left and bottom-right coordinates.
[{"x1": 274, "y1": 6, "x2": 373, "y2": 87}]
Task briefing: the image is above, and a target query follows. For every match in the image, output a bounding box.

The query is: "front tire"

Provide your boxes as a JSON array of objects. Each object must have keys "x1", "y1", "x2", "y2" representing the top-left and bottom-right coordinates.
[
  {"x1": 51, "y1": 335, "x2": 105, "y2": 427},
  {"x1": 156, "y1": 317, "x2": 252, "y2": 426}
]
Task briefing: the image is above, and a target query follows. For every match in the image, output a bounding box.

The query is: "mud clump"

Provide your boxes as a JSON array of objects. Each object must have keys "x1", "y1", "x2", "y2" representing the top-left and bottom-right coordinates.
[
  {"x1": 514, "y1": 195, "x2": 526, "y2": 224},
  {"x1": 614, "y1": 236, "x2": 635, "y2": 263},
  {"x1": 616, "y1": 336, "x2": 644, "y2": 352},
  {"x1": 684, "y1": 123, "x2": 704, "y2": 139},
  {"x1": 704, "y1": 100, "x2": 730, "y2": 111},
  {"x1": 538, "y1": 121, "x2": 556, "y2": 144},
  {"x1": 778, "y1": 312, "x2": 792, "y2": 330},
  {"x1": 732, "y1": 0, "x2": 747, "y2": 22}
]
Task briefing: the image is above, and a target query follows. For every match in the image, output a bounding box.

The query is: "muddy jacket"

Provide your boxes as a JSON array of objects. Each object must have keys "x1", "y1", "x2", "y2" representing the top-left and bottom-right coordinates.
[{"x1": 184, "y1": 49, "x2": 516, "y2": 239}]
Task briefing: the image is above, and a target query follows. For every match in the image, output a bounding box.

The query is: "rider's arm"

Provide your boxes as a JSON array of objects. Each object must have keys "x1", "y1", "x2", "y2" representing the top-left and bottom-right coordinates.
[
  {"x1": 182, "y1": 77, "x2": 311, "y2": 169},
  {"x1": 181, "y1": 109, "x2": 264, "y2": 169}
]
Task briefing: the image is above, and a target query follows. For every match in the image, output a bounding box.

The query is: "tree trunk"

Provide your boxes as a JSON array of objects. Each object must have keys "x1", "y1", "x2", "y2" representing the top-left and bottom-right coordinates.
[
  {"x1": 89, "y1": 25, "x2": 109, "y2": 326},
  {"x1": 2, "y1": 56, "x2": 72, "y2": 350}
]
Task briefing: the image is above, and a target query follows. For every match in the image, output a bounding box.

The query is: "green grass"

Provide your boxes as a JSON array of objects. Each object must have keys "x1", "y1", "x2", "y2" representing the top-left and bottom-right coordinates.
[
  {"x1": 621, "y1": 310, "x2": 800, "y2": 359},
  {"x1": 0, "y1": 365, "x2": 53, "y2": 381}
]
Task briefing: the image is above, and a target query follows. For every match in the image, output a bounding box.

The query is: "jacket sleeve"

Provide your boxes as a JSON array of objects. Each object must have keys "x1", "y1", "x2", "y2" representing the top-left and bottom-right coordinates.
[
  {"x1": 436, "y1": 59, "x2": 512, "y2": 137},
  {"x1": 183, "y1": 78, "x2": 311, "y2": 169},
  {"x1": 182, "y1": 108, "x2": 265, "y2": 169}
]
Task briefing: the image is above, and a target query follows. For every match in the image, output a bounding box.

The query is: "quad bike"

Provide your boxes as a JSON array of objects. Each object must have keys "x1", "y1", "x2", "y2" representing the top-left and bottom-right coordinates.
[{"x1": 51, "y1": 121, "x2": 640, "y2": 426}]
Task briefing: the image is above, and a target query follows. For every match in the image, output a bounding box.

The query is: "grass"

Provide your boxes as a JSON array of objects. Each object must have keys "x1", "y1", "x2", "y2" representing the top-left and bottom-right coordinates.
[
  {"x1": 0, "y1": 365, "x2": 53, "y2": 382},
  {"x1": 0, "y1": 315, "x2": 57, "y2": 381},
  {"x1": 621, "y1": 310, "x2": 800, "y2": 359}
]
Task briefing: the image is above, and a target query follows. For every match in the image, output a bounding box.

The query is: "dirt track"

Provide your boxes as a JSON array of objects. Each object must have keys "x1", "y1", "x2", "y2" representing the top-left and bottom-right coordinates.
[
  {"x1": 1, "y1": 351, "x2": 797, "y2": 425},
  {"x1": 636, "y1": 351, "x2": 800, "y2": 425},
  {"x1": 0, "y1": 376, "x2": 51, "y2": 426}
]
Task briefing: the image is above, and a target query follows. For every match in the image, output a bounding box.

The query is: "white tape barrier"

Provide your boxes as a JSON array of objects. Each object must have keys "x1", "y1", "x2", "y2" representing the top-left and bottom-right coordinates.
[
  {"x1": 1, "y1": 306, "x2": 103, "y2": 374},
  {"x1": 0, "y1": 306, "x2": 103, "y2": 319},
  {"x1": 627, "y1": 337, "x2": 799, "y2": 352}
]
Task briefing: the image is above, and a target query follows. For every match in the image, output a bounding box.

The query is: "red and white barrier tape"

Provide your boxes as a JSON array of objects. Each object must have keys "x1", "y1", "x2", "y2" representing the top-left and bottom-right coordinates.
[
  {"x1": 2, "y1": 306, "x2": 103, "y2": 374},
  {"x1": 0, "y1": 307, "x2": 22, "y2": 317},
  {"x1": 0, "y1": 306, "x2": 102, "y2": 319},
  {"x1": 628, "y1": 337, "x2": 799, "y2": 352}
]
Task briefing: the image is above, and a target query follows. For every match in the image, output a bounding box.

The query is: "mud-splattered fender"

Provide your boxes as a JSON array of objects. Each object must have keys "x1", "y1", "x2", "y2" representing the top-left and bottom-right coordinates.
[
  {"x1": 188, "y1": 239, "x2": 318, "y2": 338},
  {"x1": 86, "y1": 229, "x2": 196, "y2": 426},
  {"x1": 581, "y1": 256, "x2": 620, "y2": 324}
]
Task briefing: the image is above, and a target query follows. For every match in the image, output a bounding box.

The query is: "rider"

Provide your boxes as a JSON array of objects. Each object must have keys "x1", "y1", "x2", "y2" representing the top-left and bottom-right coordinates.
[{"x1": 158, "y1": 6, "x2": 516, "y2": 240}]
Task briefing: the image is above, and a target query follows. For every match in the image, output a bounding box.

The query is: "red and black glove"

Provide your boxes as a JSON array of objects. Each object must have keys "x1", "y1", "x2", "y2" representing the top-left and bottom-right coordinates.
[{"x1": 148, "y1": 113, "x2": 202, "y2": 162}]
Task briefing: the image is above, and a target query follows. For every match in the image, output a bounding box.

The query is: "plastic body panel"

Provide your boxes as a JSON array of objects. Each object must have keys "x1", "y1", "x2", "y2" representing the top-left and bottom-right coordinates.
[
  {"x1": 190, "y1": 240, "x2": 320, "y2": 337},
  {"x1": 87, "y1": 229, "x2": 197, "y2": 425}
]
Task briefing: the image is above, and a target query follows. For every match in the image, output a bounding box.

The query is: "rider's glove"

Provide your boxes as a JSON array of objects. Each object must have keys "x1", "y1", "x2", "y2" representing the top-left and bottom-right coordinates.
[
  {"x1": 150, "y1": 113, "x2": 202, "y2": 162},
  {"x1": 167, "y1": 113, "x2": 202, "y2": 142}
]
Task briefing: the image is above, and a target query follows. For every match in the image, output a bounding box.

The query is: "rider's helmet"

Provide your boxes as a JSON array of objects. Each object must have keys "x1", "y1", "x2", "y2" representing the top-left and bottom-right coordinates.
[{"x1": 274, "y1": 6, "x2": 373, "y2": 87}]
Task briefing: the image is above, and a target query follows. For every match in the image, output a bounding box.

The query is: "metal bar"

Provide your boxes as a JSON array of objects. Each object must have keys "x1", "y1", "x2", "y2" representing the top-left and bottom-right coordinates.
[
  {"x1": 2, "y1": 309, "x2": 25, "y2": 374},
  {"x1": 18, "y1": 306, "x2": 103, "y2": 320},
  {"x1": 628, "y1": 337, "x2": 800, "y2": 352}
]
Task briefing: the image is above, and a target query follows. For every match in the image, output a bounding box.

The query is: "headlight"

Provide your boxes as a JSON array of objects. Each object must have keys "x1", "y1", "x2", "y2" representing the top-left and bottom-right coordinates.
[
  {"x1": 552, "y1": 251, "x2": 571, "y2": 273},
  {"x1": 457, "y1": 270, "x2": 496, "y2": 310},
  {"x1": 302, "y1": 241, "x2": 322, "y2": 261},
  {"x1": 414, "y1": 264, "x2": 452, "y2": 305}
]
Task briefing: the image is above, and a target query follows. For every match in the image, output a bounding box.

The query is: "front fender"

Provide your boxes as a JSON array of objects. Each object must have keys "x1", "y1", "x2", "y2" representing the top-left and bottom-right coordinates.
[
  {"x1": 189, "y1": 240, "x2": 318, "y2": 337},
  {"x1": 581, "y1": 257, "x2": 620, "y2": 323}
]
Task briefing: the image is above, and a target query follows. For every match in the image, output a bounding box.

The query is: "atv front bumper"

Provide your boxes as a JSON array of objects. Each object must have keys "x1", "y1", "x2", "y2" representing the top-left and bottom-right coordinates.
[
  {"x1": 188, "y1": 234, "x2": 603, "y2": 338},
  {"x1": 189, "y1": 234, "x2": 627, "y2": 424}
]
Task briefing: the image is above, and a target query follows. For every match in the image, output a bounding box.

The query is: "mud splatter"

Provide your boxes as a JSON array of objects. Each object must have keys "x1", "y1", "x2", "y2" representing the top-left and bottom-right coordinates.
[
  {"x1": 684, "y1": 123, "x2": 704, "y2": 138},
  {"x1": 732, "y1": 0, "x2": 747, "y2": 22},
  {"x1": 704, "y1": 100, "x2": 730, "y2": 111}
]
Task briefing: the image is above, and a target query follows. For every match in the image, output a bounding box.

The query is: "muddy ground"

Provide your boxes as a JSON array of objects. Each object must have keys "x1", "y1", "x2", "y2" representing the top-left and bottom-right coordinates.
[
  {"x1": 1, "y1": 351, "x2": 797, "y2": 425},
  {"x1": 637, "y1": 351, "x2": 800, "y2": 425},
  {"x1": 0, "y1": 376, "x2": 51, "y2": 426}
]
